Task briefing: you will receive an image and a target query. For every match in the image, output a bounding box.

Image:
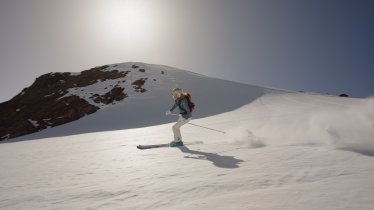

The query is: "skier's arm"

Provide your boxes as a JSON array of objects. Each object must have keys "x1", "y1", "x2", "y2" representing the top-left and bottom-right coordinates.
[{"x1": 169, "y1": 102, "x2": 178, "y2": 112}]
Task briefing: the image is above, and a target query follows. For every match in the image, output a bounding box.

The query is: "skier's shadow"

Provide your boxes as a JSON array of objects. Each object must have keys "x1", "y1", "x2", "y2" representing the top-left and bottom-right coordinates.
[{"x1": 178, "y1": 146, "x2": 243, "y2": 169}]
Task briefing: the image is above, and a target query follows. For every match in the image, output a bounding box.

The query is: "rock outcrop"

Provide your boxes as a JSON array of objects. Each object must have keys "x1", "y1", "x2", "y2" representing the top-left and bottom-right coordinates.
[{"x1": 0, "y1": 64, "x2": 147, "y2": 140}]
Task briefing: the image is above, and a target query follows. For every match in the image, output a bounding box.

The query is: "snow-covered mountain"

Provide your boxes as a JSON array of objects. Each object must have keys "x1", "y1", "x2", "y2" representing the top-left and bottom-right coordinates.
[
  {"x1": 1, "y1": 63, "x2": 374, "y2": 210},
  {"x1": 1, "y1": 62, "x2": 274, "y2": 141}
]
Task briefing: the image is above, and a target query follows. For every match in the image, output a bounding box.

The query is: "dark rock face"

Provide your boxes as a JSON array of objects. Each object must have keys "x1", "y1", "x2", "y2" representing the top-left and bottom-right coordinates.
[
  {"x1": 0, "y1": 93, "x2": 99, "y2": 140},
  {"x1": 91, "y1": 87, "x2": 128, "y2": 104},
  {"x1": 0, "y1": 65, "x2": 135, "y2": 141},
  {"x1": 131, "y1": 78, "x2": 147, "y2": 93},
  {"x1": 339, "y1": 93, "x2": 349, "y2": 97}
]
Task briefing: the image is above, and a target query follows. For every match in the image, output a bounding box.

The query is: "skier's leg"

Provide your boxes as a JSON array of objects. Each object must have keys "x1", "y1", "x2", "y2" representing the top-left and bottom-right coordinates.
[
  {"x1": 172, "y1": 120, "x2": 183, "y2": 140},
  {"x1": 172, "y1": 117, "x2": 191, "y2": 141}
]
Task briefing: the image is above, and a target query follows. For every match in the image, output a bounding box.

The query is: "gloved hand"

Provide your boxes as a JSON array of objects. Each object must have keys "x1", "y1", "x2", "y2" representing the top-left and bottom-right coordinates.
[{"x1": 165, "y1": 110, "x2": 172, "y2": 116}]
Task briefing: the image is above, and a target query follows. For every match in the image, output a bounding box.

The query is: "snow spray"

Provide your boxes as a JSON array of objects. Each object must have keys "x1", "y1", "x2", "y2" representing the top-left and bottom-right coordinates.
[{"x1": 226, "y1": 126, "x2": 266, "y2": 148}]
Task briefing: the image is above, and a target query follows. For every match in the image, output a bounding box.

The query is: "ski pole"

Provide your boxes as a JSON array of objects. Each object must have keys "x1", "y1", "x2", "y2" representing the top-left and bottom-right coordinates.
[
  {"x1": 186, "y1": 122, "x2": 226, "y2": 134},
  {"x1": 169, "y1": 113, "x2": 226, "y2": 134}
]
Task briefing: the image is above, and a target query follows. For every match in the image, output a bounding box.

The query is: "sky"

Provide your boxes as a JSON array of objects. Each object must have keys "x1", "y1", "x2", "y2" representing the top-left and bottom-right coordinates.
[{"x1": 0, "y1": 0, "x2": 373, "y2": 102}]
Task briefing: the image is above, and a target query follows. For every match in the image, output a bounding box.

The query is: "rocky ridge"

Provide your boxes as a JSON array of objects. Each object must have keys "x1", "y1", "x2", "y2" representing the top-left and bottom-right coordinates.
[{"x1": 0, "y1": 63, "x2": 158, "y2": 140}]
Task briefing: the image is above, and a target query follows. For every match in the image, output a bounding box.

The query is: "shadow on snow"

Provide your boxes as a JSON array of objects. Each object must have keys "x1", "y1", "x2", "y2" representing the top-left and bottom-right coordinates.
[{"x1": 178, "y1": 146, "x2": 244, "y2": 169}]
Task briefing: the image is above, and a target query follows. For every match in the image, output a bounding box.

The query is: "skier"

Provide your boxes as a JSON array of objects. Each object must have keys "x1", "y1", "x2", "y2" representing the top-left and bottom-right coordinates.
[{"x1": 165, "y1": 88, "x2": 192, "y2": 147}]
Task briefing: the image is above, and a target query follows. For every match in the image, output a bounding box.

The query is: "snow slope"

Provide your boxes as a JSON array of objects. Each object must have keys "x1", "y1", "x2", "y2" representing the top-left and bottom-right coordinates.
[
  {"x1": 13, "y1": 62, "x2": 271, "y2": 141},
  {"x1": 1, "y1": 90, "x2": 374, "y2": 209}
]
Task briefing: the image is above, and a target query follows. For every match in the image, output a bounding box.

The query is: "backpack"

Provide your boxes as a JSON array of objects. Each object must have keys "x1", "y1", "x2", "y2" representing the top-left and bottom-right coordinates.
[{"x1": 183, "y1": 93, "x2": 195, "y2": 112}]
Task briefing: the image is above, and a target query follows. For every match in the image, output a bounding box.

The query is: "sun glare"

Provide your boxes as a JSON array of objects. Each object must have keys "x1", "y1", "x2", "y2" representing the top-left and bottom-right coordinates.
[{"x1": 93, "y1": 0, "x2": 155, "y2": 48}]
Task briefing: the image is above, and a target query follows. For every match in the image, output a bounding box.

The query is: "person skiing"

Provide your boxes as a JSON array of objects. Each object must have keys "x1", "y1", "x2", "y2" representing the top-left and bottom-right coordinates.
[{"x1": 165, "y1": 88, "x2": 192, "y2": 147}]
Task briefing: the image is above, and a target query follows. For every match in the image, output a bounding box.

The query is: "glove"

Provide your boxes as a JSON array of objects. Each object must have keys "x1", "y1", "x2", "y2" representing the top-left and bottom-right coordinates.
[{"x1": 165, "y1": 110, "x2": 171, "y2": 116}]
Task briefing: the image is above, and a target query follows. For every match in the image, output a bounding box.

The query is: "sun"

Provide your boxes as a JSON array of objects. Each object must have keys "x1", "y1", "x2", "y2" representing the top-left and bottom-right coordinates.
[
  {"x1": 103, "y1": 0, "x2": 148, "y2": 34},
  {"x1": 93, "y1": 0, "x2": 154, "y2": 47}
]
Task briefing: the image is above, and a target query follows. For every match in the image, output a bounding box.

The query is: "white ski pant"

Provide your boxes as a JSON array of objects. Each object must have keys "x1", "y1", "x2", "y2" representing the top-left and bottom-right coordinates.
[{"x1": 172, "y1": 116, "x2": 191, "y2": 141}]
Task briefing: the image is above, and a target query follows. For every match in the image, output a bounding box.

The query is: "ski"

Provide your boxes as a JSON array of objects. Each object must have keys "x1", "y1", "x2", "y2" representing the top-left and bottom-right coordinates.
[
  {"x1": 137, "y1": 143, "x2": 170, "y2": 150},
  {"x1": 137, "y1": 141, "x2": 203, "y2": 150}
]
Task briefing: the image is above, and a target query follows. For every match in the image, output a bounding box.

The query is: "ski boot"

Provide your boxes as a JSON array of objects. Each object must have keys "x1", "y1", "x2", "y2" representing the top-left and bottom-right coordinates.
[{"x1": 169, "y1": 140, "x2": 184, "y2": 147}]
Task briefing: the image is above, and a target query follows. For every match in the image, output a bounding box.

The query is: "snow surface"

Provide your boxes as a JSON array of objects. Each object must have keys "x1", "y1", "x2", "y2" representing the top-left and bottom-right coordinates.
[{"x1": 1, "y1": 64, "x2": 374, "y2": 209}]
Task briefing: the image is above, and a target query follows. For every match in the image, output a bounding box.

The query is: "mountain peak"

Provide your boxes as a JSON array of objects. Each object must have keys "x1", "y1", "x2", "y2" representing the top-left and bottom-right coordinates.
[{"x1": 0, "y1": 63, "x2": 167, "y2": 140}]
